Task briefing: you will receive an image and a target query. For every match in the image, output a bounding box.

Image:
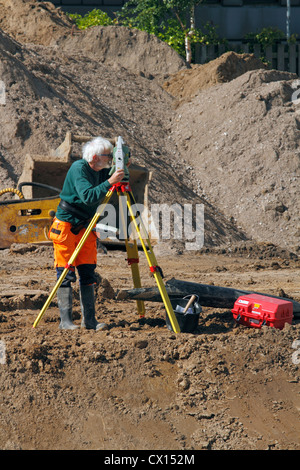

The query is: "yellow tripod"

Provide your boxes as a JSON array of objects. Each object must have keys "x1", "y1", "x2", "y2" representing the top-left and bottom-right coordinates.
[{"x1": 32, "y1": 182, "x2": 180, "y2": 333}]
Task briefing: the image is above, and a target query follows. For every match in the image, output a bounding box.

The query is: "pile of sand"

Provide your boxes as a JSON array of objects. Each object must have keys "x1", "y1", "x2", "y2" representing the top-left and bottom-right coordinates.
[
  {"x1": 0, "y1": 0, "x2": 73, "y2": 46},
  {"x1": 0, "y1": 0, "x2": 186, "y2": 76},
  {"x1": 0, "y1": 27, "x2": 246, "y2": 248},
  {"x1": 0, "y1": 1, "x2": 299, "y2": 251},
  {"x1": 56, "y1": 25, "x2": 187, "y2": 77},
  {"x1": 163, "y1": 51, "x2": 267, "y2": 101},
  {"x1": 168, "y1": 67, "x2": 300, "y2": 250}
]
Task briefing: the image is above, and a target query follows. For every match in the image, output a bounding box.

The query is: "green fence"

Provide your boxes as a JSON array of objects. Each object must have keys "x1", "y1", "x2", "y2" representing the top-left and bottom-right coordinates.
[{"x1": 195, "y1": 42, "x2": 300, "y2": 74}]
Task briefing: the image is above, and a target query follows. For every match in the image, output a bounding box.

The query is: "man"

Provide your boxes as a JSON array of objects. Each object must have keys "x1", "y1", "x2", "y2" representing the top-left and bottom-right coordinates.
[{"x1": 49, "y1": 136, "x2": 125, "y2": 330}]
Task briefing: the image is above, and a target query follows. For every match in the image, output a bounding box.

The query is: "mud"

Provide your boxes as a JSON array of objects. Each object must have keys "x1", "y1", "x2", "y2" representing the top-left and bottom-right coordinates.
[{"x1": 0, "y1": 243, "x2": 299, "y2": 450}]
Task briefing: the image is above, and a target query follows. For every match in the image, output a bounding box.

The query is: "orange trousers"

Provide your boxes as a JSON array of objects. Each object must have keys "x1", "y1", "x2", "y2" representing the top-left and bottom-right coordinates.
[
  {"x1": 48, "y1": 218, "x2": 97, "y2": 286},
  {"x1": 49, "y1": 218, "x2": 97, "y2": 267}
]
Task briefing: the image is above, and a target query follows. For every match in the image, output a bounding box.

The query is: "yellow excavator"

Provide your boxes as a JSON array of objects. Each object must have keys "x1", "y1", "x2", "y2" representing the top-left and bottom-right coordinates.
[{"x1": 0, "y1": 132, "x2": 150, "y2": 249}]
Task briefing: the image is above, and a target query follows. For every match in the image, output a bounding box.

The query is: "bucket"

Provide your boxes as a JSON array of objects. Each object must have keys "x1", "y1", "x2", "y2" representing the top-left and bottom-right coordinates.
[{"x1": 166, "y1": 295, "x2": 202, "y2": 333}]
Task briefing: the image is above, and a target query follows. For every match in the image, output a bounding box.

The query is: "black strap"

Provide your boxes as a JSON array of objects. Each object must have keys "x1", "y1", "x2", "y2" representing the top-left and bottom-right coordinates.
[
  {"x1": 58, "y1": 199, "x2": 92, "y2": 235},
  {"x1": 59, "y1": 199, "x2": 89, "y2": 220}
]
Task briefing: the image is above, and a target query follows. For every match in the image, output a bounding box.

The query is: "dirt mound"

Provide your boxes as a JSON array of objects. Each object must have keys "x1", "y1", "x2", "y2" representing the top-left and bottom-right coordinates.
[
  {"x1": 0, "y1": 0, "x2": 187, "y2": 76},
  {"x1": 169, "y1": 67, "x2": 300, "y2": 251},
  {"x1": 0, "y1": 0, "x2": 73, "y2": 46},
  {"x1": 163, "y1": 51, "x2": 266, "y2": 101},
  {"x1": 56, "y1": 25, "x2": 187, "y2": 77},
  {"x1": 0, "y1": 28, "x2": 245, "y2": 247}
]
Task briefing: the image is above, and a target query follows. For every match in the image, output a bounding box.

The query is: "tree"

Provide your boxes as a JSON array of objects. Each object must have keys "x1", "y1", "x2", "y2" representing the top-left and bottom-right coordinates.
[
  {"x1": 117, "y1": 0, "x2": 204, "y2": 63},
  {"x1": 163, "y1": 0, "x2": 203, "y2": 64}
]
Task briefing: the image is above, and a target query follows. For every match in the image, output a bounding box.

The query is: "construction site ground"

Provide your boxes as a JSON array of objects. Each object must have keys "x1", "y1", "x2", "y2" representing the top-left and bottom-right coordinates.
[
  {"x1": 0, "y1": 242, "x2": 299, "y2": 451},
  {"x1": 0, "y1": 0, "x2": 299, "y2": 452}
]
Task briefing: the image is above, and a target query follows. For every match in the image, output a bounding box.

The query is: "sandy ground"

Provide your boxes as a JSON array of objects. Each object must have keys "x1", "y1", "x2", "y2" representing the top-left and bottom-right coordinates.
[{"x1": 0, "y1": 242, "x2": 299, "y2": 451}]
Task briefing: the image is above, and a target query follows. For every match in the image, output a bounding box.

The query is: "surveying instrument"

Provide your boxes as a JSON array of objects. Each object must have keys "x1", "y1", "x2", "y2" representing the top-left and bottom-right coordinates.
[{"x1": 32, "y1": 137, "x2": 181, "y2": 333}]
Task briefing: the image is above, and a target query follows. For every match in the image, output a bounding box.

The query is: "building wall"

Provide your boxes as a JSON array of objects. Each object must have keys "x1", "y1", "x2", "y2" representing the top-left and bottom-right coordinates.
[
  {"x1": 50, "y1": 0, "x2": 300, "y2": 41},
  {"x1": 196, "y1": 1, "x2": 300, "y2": 41}
]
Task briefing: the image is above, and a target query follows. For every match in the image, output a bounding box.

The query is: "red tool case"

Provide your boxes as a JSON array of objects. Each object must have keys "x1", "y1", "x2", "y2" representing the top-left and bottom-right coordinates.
[{"x1": 232, "y1": 294, "x2": 293, "y2": 330}]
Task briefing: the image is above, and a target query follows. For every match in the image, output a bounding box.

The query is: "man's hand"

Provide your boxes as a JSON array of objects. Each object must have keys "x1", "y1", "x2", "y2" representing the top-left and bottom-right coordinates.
[{"x1": 108, "y1": 169, "x2": 125, "y2": 185}]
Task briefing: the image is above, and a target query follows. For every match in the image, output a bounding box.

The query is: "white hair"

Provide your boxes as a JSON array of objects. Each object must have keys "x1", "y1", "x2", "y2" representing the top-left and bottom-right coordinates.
[{"x1": 82, "y1": 137, "x2": 113, "y2": 163}]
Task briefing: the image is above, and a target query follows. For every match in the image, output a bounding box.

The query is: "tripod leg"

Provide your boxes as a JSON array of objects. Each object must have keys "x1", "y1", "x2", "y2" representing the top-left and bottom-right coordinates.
[
  {"x1": 32, "y1": 189, "x2": 115, "y2": 328},
  {"x1": 117, "y1": 191, "x2": 145, "y2": 317},
  {"x1": 125, "y1": 192, "x2": 181, "y2": 333},
  {"x1": 125, "y1": 241, "x2": 145, "y2": 317}
]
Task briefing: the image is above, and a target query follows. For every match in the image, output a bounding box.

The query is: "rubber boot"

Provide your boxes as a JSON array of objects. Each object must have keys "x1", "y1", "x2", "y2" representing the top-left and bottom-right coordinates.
[
  {"x1": 57, "y1": 287, "x2": 78, "y2": 330},
  {"x1": 80, "y1": 284, "x2": 107, "y2": 331}
]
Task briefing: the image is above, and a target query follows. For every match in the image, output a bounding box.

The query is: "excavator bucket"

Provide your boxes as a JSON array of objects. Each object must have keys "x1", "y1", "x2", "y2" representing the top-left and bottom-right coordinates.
[{"x1": 0, "y1": 132, "x2": 151, "y2": 249}]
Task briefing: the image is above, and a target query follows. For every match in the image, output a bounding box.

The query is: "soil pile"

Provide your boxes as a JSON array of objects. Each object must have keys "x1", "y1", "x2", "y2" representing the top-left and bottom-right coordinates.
[
  {"x1": 0, "y1": 0, "x2": 187, "y2": 76},
  {"x1": 0, "y1": 27, "x2": 245, "y2": 248},
  {"x1": 57, "y1": 25, "x2": 187, "y2": 77},
  {"x1": 168, "y1": 67, "x2": 300, "y2": 251},
  {"x1": 163, "y1": 51, "x2": 266, "y2": 100},
  {"x1": 0, "y1": 0, "x2": 73, "y2": 46}
]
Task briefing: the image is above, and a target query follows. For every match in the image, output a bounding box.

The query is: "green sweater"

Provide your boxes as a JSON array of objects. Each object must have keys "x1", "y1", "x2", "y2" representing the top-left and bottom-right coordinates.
[{"x1": 55, "y1": 159, "x2": 111, "y2": 225}]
